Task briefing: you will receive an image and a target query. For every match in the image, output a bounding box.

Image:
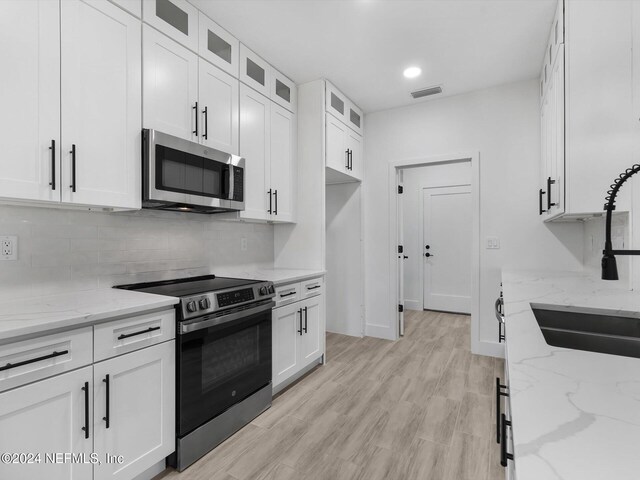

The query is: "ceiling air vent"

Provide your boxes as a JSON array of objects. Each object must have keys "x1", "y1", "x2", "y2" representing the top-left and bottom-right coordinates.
[{"x1": 410, "y1": 85, "x2": 443, "y2": 99}]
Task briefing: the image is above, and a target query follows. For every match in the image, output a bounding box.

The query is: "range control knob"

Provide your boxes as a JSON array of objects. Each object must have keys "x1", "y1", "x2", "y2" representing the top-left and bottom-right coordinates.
[
  {"x1": 259, "y1": 286, "x2": 268, "y2": 296},
  {"x1": 268, "y1": 284, "x2": 275, "y2": 294},
  {"x1": 199, "y1": 298, "x2": 211, "y2": 309},
  {"x1": 186, "y1": 301, "x2": 198, "y2": 313}
]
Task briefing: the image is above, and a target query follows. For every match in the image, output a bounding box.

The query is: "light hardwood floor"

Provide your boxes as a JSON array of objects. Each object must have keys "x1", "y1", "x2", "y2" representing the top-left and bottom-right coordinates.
[{"x1": 158, "y1": 310, "x2": 505, "y2": 480}]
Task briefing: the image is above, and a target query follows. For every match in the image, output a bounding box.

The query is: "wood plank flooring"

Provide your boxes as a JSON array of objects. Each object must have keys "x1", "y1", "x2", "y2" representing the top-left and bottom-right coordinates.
[{"x1": 158, "y1": 310, "x2": 505, "y2": 480}]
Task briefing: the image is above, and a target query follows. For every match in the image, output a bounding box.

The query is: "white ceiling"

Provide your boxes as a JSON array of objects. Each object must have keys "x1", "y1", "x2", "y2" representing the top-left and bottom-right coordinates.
[{"x1": 192, "y1": 0, "x2": 557, "y2": 113}]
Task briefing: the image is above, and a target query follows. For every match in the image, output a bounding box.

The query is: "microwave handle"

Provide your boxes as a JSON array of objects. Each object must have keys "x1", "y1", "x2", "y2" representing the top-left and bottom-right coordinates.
[{"x1": 228, "y1": 166, "x2": 234, "y2": 200}]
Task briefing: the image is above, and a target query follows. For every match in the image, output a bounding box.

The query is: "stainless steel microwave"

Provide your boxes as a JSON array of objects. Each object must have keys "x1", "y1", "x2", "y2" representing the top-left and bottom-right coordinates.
[{"x1": 142, "y1": 129, "x2": 245, "y2": 214}]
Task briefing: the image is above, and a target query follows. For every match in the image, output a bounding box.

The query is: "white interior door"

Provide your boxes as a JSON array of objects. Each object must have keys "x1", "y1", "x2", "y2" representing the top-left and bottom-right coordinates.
[
  {"x1": 423, "y1": 185, "x2": 472, "y2": 314},
  {"x1": 397, "y1": 170, "x2": 405, "y2": 336}
]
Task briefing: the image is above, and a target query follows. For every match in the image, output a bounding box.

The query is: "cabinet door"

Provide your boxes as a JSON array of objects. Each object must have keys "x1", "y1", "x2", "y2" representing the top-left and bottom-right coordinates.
[
  {"x1": 347, "y1": 102, "x2": 363, "y2": 136},
  {"x1": 239, "y1": 84, "x2": 271, "y2": 221},
  {"x1": 198, "y1": 12, "x2": 239, "y2": 77},
  {"x1": 298, "y1": 296, "x2": 323, "y2": 368},
  {"x1": 142, "y1": 0, "x2": 198, "y2": 52},
  {"x1": 325, "y1": 81, "x2": 347, "y2": 123},
  {"x1": 239, "y1": 44, "x2": 271, "y2": 98},
  {"x1": 143, "y1": 24, "x2": 199, "y2": 141},
  {"x1": 109, "y1": 0, "x2": 142, "y2": 18},
  {"x1": 549, "y1": 46, "x2": 564, "y2": 216},
  {"x1": 199, "y1": 59, "x2": 239, "y2": 155},
  {"x1": 0, "y1": 0, "x2": 60, "y2": 203},
  {"x1": 0, "y1": 366, "x2": 93, "y2": 480},
  {"x1": 61, "y1": 0, "x2": 141, "y2": 209},
  {"x1": 270, "y1": 69, "x2": 297, "y2": 113},
  {"x1": 93, "y1": 341, "x2": 175, "y2": 480},
  {"x1": 272, "y1": 303, "x2": 301, "y2": 387},
  {"x1": 326, "y1": 113, "x2": 349, "y2": 173},
  {"x1": 346, "y1": 130, "x2": 363, "y2": 181},
  {"x1": 270, "y1": 104, "x2": 295, "y2": 223}
]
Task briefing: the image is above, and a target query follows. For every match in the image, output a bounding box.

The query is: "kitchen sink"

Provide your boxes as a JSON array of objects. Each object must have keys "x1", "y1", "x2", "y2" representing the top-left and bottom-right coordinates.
[{"x1": 531, "y1": 305, "x2": 640, "y2": 359}]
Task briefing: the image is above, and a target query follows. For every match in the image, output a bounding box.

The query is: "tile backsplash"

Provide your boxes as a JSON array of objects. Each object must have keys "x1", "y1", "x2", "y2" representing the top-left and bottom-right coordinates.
[
  {"x1": 583, "y1": 213, "x2": 629, "y2": 282},
  {"x1": 0, "y1": 205, "x2": 274, "y2": 301}
]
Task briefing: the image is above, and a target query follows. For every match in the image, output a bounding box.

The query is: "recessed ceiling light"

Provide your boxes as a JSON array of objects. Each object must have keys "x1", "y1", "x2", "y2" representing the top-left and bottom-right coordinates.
[{"x1": 403, "y1": 67, "x2": 422, "y2": 79}]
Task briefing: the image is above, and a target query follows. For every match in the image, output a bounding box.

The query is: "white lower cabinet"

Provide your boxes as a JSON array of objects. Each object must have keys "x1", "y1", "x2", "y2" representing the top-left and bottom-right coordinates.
[
  {"x1": 272, "y1": 282, "x2": 325, "y2": 390},
  {"x1": 0, "y1": 366, "x2": 94, "y2": 480},
  {"x1": 93, "y1": 341, "x2": 175, "y2": 480}
]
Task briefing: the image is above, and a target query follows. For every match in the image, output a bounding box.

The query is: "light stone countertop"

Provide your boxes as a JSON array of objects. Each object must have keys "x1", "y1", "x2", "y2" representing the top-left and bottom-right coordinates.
[
  {"x1": 0, "y1": 288, "x2": 179, "y2": 344},
  {"x1": 213, "y1": 267, "x2": 325, "y2": 286},
  {"x1": 502, "y1": 269, "x2": 640, "y2": 480}
]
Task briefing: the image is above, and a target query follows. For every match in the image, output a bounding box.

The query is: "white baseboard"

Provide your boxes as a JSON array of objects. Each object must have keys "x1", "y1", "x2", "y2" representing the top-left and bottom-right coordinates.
[
  {"x1": 404, "y1": 299, "x2": 422, "y2": 311},
  {"x1": 365, "y1": 323, "x2": 395, "y2": 340},
  {"x1": 473, "y1": 340, "x2": 505, "y2": 358}
]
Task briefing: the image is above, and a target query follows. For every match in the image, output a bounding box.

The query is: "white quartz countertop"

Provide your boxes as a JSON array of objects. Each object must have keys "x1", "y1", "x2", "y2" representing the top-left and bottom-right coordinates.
[
  {"x1": 0, "y1": 289, "x2": 178, "y2": 344},
  {"x1": 214, "y1": 267, "x2": 325, "y2": 286},
  {"x1": 502, "y1": 269, "x2": 640, "y2": 480}
]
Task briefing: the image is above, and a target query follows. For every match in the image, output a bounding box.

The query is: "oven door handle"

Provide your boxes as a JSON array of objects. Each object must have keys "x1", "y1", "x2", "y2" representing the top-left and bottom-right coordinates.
[
  {"x1": 180, "y1": 301, "x2": 274, "y2": 334},
  {"x1": 228, "y1": 166, "x2": 234, "y2": 201}
]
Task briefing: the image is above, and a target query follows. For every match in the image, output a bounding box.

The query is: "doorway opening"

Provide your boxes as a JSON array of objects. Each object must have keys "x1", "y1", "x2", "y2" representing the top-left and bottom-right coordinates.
[{"x1": 390, "y1": 153, "x2": 480, "y2": 353}]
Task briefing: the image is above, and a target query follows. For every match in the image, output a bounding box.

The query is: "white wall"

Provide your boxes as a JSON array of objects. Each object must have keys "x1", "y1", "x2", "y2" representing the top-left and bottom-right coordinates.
[
  {"x1": 402, "y1": 161, "x2": 472, "y2": 310},
  {"x1": 0, "y1": 205, "x2": 274, "y2": 301},
  {"x1": 363, "y1": 79, "x2": 585, "y2": 353},
  {"x1": 326, "y1": 183, "x2": 363, "y2": 336}
]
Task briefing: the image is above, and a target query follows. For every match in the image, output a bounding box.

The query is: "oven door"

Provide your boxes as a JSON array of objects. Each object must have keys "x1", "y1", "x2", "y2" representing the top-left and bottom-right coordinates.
[{"x1": 177, "y1": 302, "x2": 272, "y2": 437}]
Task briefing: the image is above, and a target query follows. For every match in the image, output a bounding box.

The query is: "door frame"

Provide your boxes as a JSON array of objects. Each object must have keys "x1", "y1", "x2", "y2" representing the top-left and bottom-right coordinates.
[
  {"x1": 388, "y1": 152, "x2": 480, "y2": 354},
  {"x1": 422, "y1": 183, "x2": 472, "y2": 313}
]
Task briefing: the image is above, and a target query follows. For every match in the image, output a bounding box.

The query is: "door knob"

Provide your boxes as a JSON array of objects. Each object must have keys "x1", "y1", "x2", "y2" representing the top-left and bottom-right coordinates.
[
  {"x1": 425, "y1": 253, "x2": 434, "y2": 258},
  {"x1": 425, "y1": 245, "x2": 430, "y2": 250},
  {"x1": 403, "y1": 255, "x2": 408, "y2": 259}
]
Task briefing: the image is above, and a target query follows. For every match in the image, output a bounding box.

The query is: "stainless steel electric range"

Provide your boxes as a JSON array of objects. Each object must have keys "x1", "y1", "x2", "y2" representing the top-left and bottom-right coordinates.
[{"x1": 116, "y1": 275, "x2": 275, "y2": 471}]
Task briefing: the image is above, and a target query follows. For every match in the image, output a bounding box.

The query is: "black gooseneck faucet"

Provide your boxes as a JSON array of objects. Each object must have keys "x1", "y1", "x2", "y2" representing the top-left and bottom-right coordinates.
[{"x1": 601, "y1": 164, "x2": 640, "y2": 280}]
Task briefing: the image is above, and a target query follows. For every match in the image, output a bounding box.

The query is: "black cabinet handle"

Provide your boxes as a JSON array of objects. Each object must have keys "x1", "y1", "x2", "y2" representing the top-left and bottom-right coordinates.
[
  {"x1": 349, "y1": 149, "x2": 353, "y2": 170},
  {"x1": 267, "y1": 189, "x2": 272, "y2": 214},
  {"x1": 273, "y1": 190, "x2": 278, "y2": 215},
  {"x1": 345, "y1": 149, "x2": 350, "y2": 169},
  {"x1": 279, "y1": 291, "x2": 296, "y2": 298},
  {"x1": 103, "y1": 374, "x2": 110, "y2": 429},
  {"x1": 82, "y1": 381, "x2": 89, "y2": 439},
  {"x1": 203, "y1": 106, "x2": 208, "y2": 140},
  {"x1": 117, "y1": 326, "x2": 160, "y2": 340},
  {"x1": 500, "y1": 413, "x2": 514, "y2": 467},
  {"x1": 547, "y1": 177, "x2": 556, "y2": 209},
  {"x1": 495, "y1": 377, "x2": 509, "y2": 443},
  {"x1": 303, "y1": 306, "x2": 308, "y2": 333},
  {"x1": 539, "y1": 188, "x2": 546, "y2": 215},
  {"x1": 193, "y1": 102, "x2": 198, "y2": 136},
  {"x1": 297, "y1": 309, "x2": 303, "y2": 335},
  {"x1": 425, "y1": 252, "x2": 434, "y2": 258},
  {"x1": 70, "y1": 144, "x2": 76, "y2": 192},
  {"x1": 0, "y1": 349, "x2": 68, "y2": 372},
  {"x1": 49, "y1": 139, "x2": 56, "y2": 190},
  {"x1": 307, "y1": 285, "x2": 321, "y2": 290}
]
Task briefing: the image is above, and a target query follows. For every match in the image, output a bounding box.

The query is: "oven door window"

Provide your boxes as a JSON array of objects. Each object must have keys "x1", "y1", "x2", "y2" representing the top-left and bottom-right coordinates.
[
  {"x1": 155, "y1": 144, "x2": 228, "y2": 199},
  {"x1": 178, "y1": 308, "x2": 271, "y2": 436}
]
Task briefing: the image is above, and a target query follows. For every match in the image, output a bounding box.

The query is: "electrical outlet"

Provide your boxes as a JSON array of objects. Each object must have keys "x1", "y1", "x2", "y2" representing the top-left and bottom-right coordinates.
[
  {"x1": 0, "y1": 236, "x2": 17, "y2": 261},
  {"x1": 240, "y1": 237, "x2": 248, "y2": 251},
  {"x1": 486, "y1": 236, "x2": 500, "y2": 249}
]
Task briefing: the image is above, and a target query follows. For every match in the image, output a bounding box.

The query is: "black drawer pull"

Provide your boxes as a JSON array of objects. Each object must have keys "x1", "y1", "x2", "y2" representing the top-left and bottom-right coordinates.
[
  {"x1": 547, "y1": 176, "x2": 556, "y2": 209},
  {"x1": 306, "y1": 285, "x2": 321, "y2": 290},
  {"x1": 303, "y1": 306, "x2": 308, "y2": 333},
  {"x1": 500, "y1": 413, "x2": 514, "y2": 467},
  {"x1": 279, "y1": 291, "x2": 297, "y2": 298},
  {"x1": 70, "y1": 144, "x2": 76, "y2": 192},
  {"x1": 539, "y1": 188, "x2": 547, "y2": 215},
  {"x1": 495, "y1": 377, "x2": 509, "y2": 443},
  {"x1": 49, "y1": 139, "x2": 56, "y2": 190},
  {"x1": 297, "y1": 309, "x2": 303, "y2": 335},
  {"x1": 103, "y1": 374, "x2": 110, "y2": 429},
  {"x1": 267, "y1": 188, "x2": 272, "y2": 214},
  {"x1": 117, "y1": 326, "x2": 160, "y2": 340},
  {"x1": 193, "y1": 102, "x2": 198, "y2": 136},
  {"x1": 0, "y1": 349, "x2": 69, "y2": 372},
  {"x1": 82, "y1": 381, "x2": 90, "y2": 439}
]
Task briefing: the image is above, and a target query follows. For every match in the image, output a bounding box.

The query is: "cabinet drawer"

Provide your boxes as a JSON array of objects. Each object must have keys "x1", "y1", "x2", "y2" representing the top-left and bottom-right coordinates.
[
  {"x1": 274, "y1": 283, "x2": 300, "y2": 308},
  {"x1": 94, "y1": 309, "x2": 175, "y2": 362},
  {"x1": 300, "y1": 277, "x2": 324, "y2": 299},
  {"x1": 0, "y1": 327, "x2": 92, "y2": 393}
]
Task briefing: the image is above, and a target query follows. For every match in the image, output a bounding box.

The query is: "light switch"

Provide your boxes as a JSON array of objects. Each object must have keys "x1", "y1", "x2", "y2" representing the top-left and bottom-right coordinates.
[{"x1": 486, "y1": 237, "x2": 500, "y2": 249}]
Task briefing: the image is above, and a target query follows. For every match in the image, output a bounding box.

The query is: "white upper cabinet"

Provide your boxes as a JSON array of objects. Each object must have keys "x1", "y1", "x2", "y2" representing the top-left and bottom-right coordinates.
[
  {"x1": 347, "y1": 102, "x2": 363, "y2": 136},
  {"x1": 61, "y1": 0, "x2": 141, "y2": 209},
  {"x1": 326, "y1": 113, "x2": 350, "y2": 174},
  {"x1": 142, "y1": 0, "x2": 198, "y2": 52},
  {"x1": 198, "y1": 59, "x2": 239, "y2": 154},
  {"x1": 240, "y1": 44, "x2": 271, "y2": 98},
  {"x1": 270, "y1": 103, "x2": 296, "y2": 222},
  {"x1": 325, "y1": 81, "x2": 348, "y2": 124},
  {"x1": 240, "y1": 84, "x2": 271, "y2": 221},
  {"x1": 0, "y1": 0, "x2": 60, "y2": 204},
  {"x1": 143, "y1": 25, "x2": 199, "y2": 142},
  {"x1": 270, "y1": 69, "x2": 297, "y2": 113},
  {"x1": 346, "y1": 128, "x2": 363, "y2": 181},
  {"x1": 198, "y1": 12, "x2": 239, "y2": 77}
]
